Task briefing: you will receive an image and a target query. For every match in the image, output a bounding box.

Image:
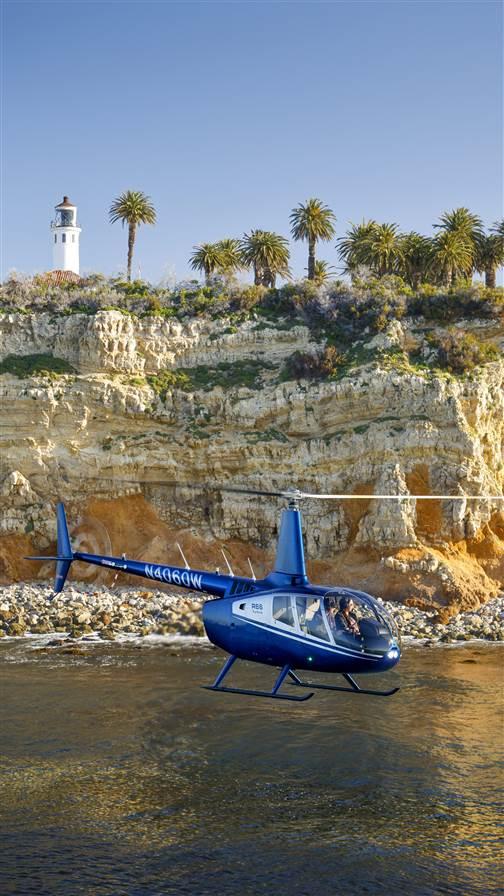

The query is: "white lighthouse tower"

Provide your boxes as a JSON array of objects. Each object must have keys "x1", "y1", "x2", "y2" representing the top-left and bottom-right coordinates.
[{"x1": 51, "y1": 196, "x2": 81, "y2": 275}]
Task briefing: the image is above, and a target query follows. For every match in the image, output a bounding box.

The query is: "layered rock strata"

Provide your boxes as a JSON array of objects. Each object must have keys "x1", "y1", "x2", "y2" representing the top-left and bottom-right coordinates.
[{"x1": 0, "y1": 311, "x2": 503, "y2": 616}]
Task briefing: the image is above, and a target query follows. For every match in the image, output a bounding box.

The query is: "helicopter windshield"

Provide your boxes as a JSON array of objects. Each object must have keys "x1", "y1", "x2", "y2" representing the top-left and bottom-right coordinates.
[
  {"x1": 322, "y1": 590, "x2": 400, "y2": 650},
  {"x1": 324, "y1": 591, "x2": 394, "y2": 628}
]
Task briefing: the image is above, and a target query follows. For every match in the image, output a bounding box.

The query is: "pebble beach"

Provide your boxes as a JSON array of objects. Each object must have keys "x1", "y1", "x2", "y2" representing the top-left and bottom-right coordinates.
[{"x1": 0, "y1": 582, "x2": 503, "y2": 645}]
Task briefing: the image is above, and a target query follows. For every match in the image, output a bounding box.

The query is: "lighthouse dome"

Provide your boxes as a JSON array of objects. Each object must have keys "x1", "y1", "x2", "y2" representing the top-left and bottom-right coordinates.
[{"x1": 55, "y1": 196, "x2": 76, "y2": 209}]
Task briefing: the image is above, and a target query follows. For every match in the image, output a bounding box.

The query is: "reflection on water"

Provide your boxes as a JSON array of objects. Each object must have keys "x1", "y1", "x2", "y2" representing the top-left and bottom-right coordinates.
[{"x1": 0, "y1": 640, "x2": 502, "y2": 895}]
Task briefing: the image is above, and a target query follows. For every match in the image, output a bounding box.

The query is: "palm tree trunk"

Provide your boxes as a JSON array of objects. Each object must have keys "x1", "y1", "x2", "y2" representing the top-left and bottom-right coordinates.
[
  {"x1": 127, "y1": 223, "x2": 136, "y2": 282},
  {"x1": 308, "y1": 238, "x2": 316, "y2": 280},
  {"x1": 254, "y1": 264, "x2": 261, "y2": 286},
  {"x1": 485, "y1": 266, "x2": 496, "y2": 288}
]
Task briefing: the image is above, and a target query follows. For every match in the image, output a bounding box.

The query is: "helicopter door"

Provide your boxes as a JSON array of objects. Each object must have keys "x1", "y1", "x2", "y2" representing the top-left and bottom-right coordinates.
[{"x1": 295, "y1": 596, "x2": 331, "y2": 642}]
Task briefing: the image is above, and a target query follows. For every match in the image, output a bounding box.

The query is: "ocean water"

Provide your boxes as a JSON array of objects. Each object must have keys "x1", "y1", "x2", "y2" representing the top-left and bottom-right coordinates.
[{"x1": 0, "y1": 638, "x2": 502, "y2": 896}]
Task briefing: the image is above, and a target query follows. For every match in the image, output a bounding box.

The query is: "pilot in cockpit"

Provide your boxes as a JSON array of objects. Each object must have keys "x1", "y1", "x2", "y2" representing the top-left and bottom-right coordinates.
[{"x1": 333, "y1": 596, "x2": 360, "y2": 636}]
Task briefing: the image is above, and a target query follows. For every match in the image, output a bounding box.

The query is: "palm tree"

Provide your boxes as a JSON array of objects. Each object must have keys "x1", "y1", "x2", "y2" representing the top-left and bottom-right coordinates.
[
  {"x1": 433, "y1": 230, "x2": 473, "y2": 287},
  {"x1": 365, "y1": 222, "x2": 402, "y2": 277},
  {"x1": 337, "y1": 220, "x2": 377, "y2": 277},
  {"x1": 434, "y1": 208, "x2": 483, "y2": 282},
  {"x1": 475, "y1": 233, "x2": 504, "y2": 288},
  {"x1": 109, "y1": 191, "x2": 156, "y2": 282},
  {"x1": 312, "y1": 259, "x2": 336, "y2": 286},
  {"x1": 398, "y1": 232, "x2": 434, "y2": 288},
  {"x1": 239, "y1": 230, "x2": 290, "y2": 287},
  {"x1": 216, "y1": 239, "x2": 244, "y2": 277},
  {"x1": 290, "y1": 198, "x2": 336, "y2": 280},
  {"x1": 189, "y1": 242, "x2": 226, "y2": 284}
]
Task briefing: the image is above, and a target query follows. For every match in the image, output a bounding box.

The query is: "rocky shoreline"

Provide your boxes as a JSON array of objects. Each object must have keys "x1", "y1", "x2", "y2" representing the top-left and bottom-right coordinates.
[{"x1": 0, "y1": 583, "x2": 503, "y2": 646}]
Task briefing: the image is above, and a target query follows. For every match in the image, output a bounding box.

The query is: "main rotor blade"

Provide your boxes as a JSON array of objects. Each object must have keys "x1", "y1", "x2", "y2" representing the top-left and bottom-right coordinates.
[
  {"x1": 87, "y1": 478, "x2": 503, "y2": 501},
  {"x1": 297, "y1": 492, "x2": 504, "y2": 501},
  {"x1": 93, "y1": 479, "x2": 295, "y2": 499}
]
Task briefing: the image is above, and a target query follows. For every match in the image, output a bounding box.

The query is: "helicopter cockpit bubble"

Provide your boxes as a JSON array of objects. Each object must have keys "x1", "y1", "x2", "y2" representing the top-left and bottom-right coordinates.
[{"x1": 323, "y1": 590, "x2": 400, "y2": 654}]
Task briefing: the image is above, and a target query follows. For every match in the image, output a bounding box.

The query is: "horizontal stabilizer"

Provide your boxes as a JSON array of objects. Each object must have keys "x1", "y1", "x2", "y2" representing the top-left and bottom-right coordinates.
[{"x1": 25, "y1": 555, "x2": 73, "y2": 561}]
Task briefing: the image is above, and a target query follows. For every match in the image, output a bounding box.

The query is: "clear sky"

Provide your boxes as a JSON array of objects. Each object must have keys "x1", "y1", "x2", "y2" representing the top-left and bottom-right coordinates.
[{"x1": 2, "y1": 0, "x2": 502, "y2": 283}]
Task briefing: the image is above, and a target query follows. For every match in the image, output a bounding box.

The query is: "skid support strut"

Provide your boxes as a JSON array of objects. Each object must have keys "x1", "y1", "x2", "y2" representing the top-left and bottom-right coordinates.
[
  {"x1": 203, "y1": 656, "x2": 314, "y2": 701},
  {"x1": 288, "y1": 670, "x2": 399, "y2": 697}
]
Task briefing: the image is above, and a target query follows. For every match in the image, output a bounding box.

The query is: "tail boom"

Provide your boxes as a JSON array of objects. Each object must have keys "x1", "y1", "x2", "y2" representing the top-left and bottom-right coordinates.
[
  {"x1": 73, "y1": 552, "x2": 233, "y2": 597},
  {"x1": 26, "y1": 502, "x2": 248, "y2": 598}
]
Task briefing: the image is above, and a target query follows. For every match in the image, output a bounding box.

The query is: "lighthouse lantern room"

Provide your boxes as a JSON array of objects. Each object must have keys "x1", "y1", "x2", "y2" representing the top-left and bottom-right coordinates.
[{"x1": 51, "y1": 196, "x2": 81, "y2": 275}]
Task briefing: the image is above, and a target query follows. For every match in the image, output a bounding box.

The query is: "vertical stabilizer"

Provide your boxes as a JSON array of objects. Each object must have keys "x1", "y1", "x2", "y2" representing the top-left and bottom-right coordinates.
[
  {"x1": 273, "y1": 508, "x2": 307, "y2": 580},
  {"x1": 55, "y1": 502, "x2": 74, "y2": 592}
]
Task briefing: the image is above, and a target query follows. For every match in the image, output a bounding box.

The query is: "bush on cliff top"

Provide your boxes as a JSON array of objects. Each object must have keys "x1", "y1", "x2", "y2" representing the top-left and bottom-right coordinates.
[
  {"x1": 0, "y1": 274, "x2": 502, "y2": 367},
  {"x1": 408, "y1": 285, "x2": 504, "y2": 322}
]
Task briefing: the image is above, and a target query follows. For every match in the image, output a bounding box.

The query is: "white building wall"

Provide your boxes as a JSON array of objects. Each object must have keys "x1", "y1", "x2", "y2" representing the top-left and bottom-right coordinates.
[{"x1": 52, "y1": 226, "x2": 81, "y2": 274}]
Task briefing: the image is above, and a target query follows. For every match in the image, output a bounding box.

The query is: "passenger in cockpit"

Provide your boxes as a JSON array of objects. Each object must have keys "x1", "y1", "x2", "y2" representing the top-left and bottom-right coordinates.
[
  {"x1": 334, "y1": 596, "x2": 360, "y2": 636},
  {"x1": 326, "y1": 597, "x2": 337, "y2": 631}
]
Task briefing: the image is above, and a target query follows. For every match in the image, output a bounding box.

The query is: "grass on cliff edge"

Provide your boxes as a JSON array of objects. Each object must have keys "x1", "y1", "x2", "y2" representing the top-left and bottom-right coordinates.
[
  {"x1": 0, "y1": 353, "x2": 76, "y2": 377},
  {"x1": 148, "y1": 359, "x2": 275, "y2": 399}
]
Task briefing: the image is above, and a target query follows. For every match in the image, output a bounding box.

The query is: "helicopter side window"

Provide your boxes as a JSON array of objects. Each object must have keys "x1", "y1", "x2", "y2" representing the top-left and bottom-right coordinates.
[
  {"x1": 272, "y1": 595, "x2": 295, "y2": 627},
  {"x1": 295, "y1": 596, "x2": 330, "y2": 642}
]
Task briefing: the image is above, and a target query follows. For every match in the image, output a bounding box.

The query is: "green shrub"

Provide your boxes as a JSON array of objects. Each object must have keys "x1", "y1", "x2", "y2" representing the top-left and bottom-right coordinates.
[
  {"x1": 180, "y1": 359, "x2": 274, "y2": 391},
  {"x1": 319, "y1": 345, "x2": 346, "y2": 376},
  {"x1": 427, "y1": 330, "x2": 500, "y2": 374},
  {"x1": 147, "y1": 369, "x2": 191, "y2": 400},
  {"x1": 0, "y1": 353, "x2": 76, "y2": 377},
  {"x1": 351, "y1": 274, "x2": 413, "y2": 299},
  {"x1": 110, "y1": 278, "x2": 153, "y2": 299},
  {"x1": 148, "y1": 359, "x2": 273, "y2": 398},
  {"x1": 313, "y1": 290, "x2": 407, "y2": 342},
  {"x1": 229, "y1": 284, "x2": 266, "y2": 312},
  {"x1": 281, "y1": 346, "x2": 346, "y2": 381},
  {"x1": 190, "y1": 288, "x2": 224, "y2": 316},
  {"x1": 408, "y1": 285, "x2": 504, "y2": 322}
]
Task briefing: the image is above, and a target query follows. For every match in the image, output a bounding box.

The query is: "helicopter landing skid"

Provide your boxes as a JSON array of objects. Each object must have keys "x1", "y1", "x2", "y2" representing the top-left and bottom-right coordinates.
[
  {"x1": 202, "y1": 656, "x2": 314, "y2": 702},
  {"x1": 288, "y1": 670, "x2": 399, "y2": 697}
]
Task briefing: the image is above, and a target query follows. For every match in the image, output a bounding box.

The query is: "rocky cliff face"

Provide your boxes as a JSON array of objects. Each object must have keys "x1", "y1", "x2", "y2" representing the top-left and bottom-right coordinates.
[{"x1": 1, "y1": 310, "x2": 502, "y2": 616}]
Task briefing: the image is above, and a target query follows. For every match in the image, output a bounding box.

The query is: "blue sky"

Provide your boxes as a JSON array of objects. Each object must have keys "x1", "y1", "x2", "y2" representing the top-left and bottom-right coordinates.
[{"x1": 2, "y1": 0, "x2": 502, "y2": 282}]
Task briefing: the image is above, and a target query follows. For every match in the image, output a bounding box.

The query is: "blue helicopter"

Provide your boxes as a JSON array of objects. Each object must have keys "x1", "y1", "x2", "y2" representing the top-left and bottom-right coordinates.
[{"x1": 27, "y1": 487, "x2": 401, "y2": 702}]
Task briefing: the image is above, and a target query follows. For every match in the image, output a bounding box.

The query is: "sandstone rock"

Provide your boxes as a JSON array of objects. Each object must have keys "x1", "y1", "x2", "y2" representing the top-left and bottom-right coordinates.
[{"x1": 31, "y1": 622, "x2": 52, "y2": 634}]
